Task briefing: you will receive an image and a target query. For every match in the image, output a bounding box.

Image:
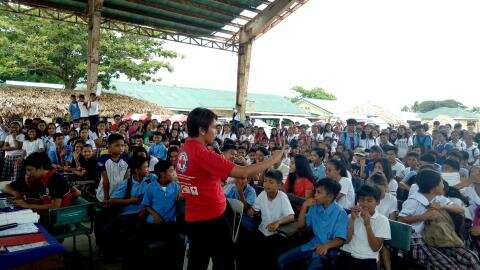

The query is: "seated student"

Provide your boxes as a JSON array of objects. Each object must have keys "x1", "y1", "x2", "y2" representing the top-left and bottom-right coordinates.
[
  {"x1": 278, "y1": 178, "x2": 348, "y2": 270},
  {"x1": 101, "y1": 156, "x2": 152, "y2": 263},
  {"x1": 133, "y1": 134, "x2": 149, "y2": 152},
  {"x1": 132, "y1": 146, "x2": 158, "y2": 173},
  {"x1": 326, "y1": 159, "x2": 355, "y2": 210},
  {"x1": 223, "y1": 175, "x2": 256, "y2": 211},
  {"x1": 369, "y1": 172, "x2": 397, "y2": 220},
  {"x1": 398, "y1": 169, "x2": 480, "y2": 270},
  {"x1": 372, "y1": 158, "x2": 398, "y2": 196},
  {"x1": 149, "y1": 132, "x2": 168, "y2": 160},
  {"x1": 410, "y1": 158, "x2": 461, "y2": 196},
  {"x1": 247, "y1": 170, "x2": 295, "y2": 268},
  {"x1": 310, "y1": 148, "x2": 326, "y2": 182},
  {"x1": 139, "y1": 160, "x2": 182, "y2": 268},
  {"x1": 369, "y1": 172, "x2": 396, "y2": 270},
  {"x1": 284, "y1": 154, "x2": 315, "y2": 199},
  {"x1": 271, "y1": 146, "x2": 290, "y2": 182},
  {"x1": 401, "y1": 153, "x2": 436, "y2": 191},
  {"x1": 75, "y1": 144, "x2": 99, "y2": 181},
  {"x1": 362, "y1": 145, "x2": 383, "y2": 179},
  {"x1": 47, "y1": 133, "x2": 69, "y2": 169},
  {"x1": 339, "y1": 185, "x2": 391, "y2": 270},
  {"x1": 5, "y1": 152, "x2": 75, "y2": 211},
  {"x1": 96, "y1": 133, "x2": 130, "y2": 202}
]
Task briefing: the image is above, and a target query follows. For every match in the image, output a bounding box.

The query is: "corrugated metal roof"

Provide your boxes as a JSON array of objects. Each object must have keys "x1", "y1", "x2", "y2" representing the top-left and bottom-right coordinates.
[
  {"x1": 107, "y1": 81, "x2": 309, "y2": 116},
  {"x1": 12, "y1": 0, "x2": 269, "y2": 42},
  {"x1": 420, "y1": 107, "x2": 480, "y2": 120}
]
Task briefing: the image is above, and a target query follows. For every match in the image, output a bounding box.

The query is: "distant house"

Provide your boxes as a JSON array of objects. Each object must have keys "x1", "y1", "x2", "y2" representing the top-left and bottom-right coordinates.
[
  {"x1": 105, "y1": 81, "x2": 309, "y2": 117},
  {"x1": 419, "y1": 107, "x2": 480, "y2": 131},
  {"x1": 295, "y1": 98, "x2": 335, "y2": 121}
]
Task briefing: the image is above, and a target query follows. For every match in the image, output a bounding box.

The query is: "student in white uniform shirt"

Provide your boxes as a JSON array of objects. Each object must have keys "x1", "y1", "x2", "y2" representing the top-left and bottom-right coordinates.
[
  {"x1": 240, "y1": 127, "x2": 254, "y2": 144},
  {"x1": 326, "y1": 159, "x2": 355, "y2": 210},
  {"x1": 220, "y1": 124, "x2": 237, "y2": 143},
  {"x1": 369, "y1": 172, "x2": 397, "y2": 270},
  {"x1": 78, "y1": 94, "x2": 89, "y2": 119},
  {"x1": 398, "y1": 169, "x2": 479, "y2": 270},
  {"x1": 450, "y1": 130, "x2": 466, "y2": 151},
  {"x1": 464, "y1": 133, "x2": 479, "y2": 165},
  {"x1": 460, "y1": 166, "x2": 480, "y2": 221},
  {"x1": 339, "y1": 185, "x2": 391, "y2": 270},
  {"x1": 372, "y1": 158, "x2": 398, "y2": 197}
]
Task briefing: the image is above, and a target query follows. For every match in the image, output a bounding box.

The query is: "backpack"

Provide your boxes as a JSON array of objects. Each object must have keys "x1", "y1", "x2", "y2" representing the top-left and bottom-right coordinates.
[{"x1": 422, "y1": 209, "x2": 464, "y2": 247}]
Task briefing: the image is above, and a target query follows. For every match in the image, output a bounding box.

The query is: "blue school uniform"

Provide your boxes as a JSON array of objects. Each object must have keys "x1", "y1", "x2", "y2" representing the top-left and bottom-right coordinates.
[
  {"x1": 223, "y1": 183, "x2": 256, "y2": 206},
  {"x1": 149, "y1": 143, "x2": 167, "y2": 160},
  {"x1": 111, "y1": 175, "x2": 151, "y2": 215},
  {"x1": 301, "y1": 201, "x2": 348, "y2": 252},
  {"x1": 278, "y1": 201, "x2": 348, "y2": 269},
  {"x1": 310, "y1": 163, "x2": 326, "y2": 182},
  {"x1": 68, "y1": 102, "x2": 80, "y2": 120},
  {"x1": 141, "y1": 180, "x2": 180, "y2": 223}
]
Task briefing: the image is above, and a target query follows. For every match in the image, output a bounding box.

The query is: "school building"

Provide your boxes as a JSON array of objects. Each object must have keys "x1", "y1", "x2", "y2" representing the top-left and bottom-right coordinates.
[
  {"x1": 104, "y1": 81, "x2": 310, "y2": 118},
  {"x1": 419, "y1": 107, "x2": 480, "y2": 132}
]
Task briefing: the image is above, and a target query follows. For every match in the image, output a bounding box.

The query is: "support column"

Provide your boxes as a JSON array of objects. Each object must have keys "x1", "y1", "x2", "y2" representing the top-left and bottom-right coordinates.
[
  {"x1": 236, "y1": 30, "x2": 252, "y2": 120},
  {"x1": 87, "y1": 0, "x2": 103, "y2": 94}
]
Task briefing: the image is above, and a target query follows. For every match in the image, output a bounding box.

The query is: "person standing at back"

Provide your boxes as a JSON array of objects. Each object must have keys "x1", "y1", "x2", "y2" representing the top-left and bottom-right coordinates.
[
  {"x1": 87, "y1": 93, "x2": 100, "y2": 130},
  {"x1": 177, "y1": 107, "x2": 285, "y2": 270},
  {"x1": 78, "y1": 95, "x2": 89, "y2": 120}
]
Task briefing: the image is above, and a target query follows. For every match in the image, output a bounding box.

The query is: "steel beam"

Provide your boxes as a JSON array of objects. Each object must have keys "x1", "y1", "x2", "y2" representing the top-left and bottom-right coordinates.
[{"x1": 0, "y1": 2, "x2": 239, "y2": 52}]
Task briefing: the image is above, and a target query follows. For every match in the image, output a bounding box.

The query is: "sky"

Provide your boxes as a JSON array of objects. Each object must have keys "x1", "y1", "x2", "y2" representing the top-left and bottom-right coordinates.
[{"x1": 150, "y1": 0, "x2": 480, "y2": 112}]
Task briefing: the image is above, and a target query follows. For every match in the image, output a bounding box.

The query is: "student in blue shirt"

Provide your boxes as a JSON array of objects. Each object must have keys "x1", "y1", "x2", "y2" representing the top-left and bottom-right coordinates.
[
  {"x1": 101, "y1": 156, "x2": 151, "y2": 262},
  {"x1": 278, "y1": 178, "x2": 348, "y2": 270},
  {"x1": 140, "y1": 159, "x2": 183, "y2": 269},
  {"x1": 224, "y1": 176, "x2": 257, "y2": 231},
  {"x1": 310, "y1": 148, "x2": 326, "y2": 182},
  {"x1": 68, "y1": 94, "x2": 80, "y2": 121},
  {"x1": 148, "y1": 132, "x2": 168, "y2": 160}
]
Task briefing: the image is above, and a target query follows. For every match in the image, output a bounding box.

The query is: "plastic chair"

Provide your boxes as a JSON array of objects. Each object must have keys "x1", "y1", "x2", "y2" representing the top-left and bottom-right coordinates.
[
  {"x1": 386, "y1": 220, "x2": 411, "y2": 252},
  {"x1": 48, "y1": 197, "x2": 94, "y2": 268}
]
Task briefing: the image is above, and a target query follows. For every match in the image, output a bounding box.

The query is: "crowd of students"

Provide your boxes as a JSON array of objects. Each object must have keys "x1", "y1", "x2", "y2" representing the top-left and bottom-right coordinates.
[{"x1": 2, "y1": 107, "x2": 480, "y2": 270}]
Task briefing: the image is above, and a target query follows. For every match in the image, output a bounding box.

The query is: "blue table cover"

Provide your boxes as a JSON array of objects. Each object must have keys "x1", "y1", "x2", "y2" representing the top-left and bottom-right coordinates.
[{"x1": 0, "y1": 224, "x2": 65, "y2": 270}]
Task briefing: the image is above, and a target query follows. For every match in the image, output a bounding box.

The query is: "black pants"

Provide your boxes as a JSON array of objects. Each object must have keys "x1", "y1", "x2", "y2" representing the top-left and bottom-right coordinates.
[
  {"x1": 337, "y1": 251, "x2": 377, "y2": 270},
  {"x1": 186, "y1": 212, "x2": 234, "y2": 270}
]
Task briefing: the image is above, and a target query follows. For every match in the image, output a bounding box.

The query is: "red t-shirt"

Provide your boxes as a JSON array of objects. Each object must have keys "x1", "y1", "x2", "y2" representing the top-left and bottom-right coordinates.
[
  {"x1": 176, "y1": 139, "x2": 235, "y2": 222},
  {"x1": 284, "y1": 177, "x2": 314, "y2": 198}
]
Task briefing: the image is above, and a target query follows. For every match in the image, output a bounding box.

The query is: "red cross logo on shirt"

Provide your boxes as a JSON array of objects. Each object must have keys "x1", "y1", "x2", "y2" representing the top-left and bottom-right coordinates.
[{"x1": 177, "y1": 152, "x2": 189, "y2": 173}]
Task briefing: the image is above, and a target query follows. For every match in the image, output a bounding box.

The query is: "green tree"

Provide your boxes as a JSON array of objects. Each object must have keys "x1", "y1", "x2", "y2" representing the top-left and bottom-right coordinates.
[
  {"x1": 290, "y1": 86, "x2": 336, "y2": 103},
  {"x1": 401, "y1": 105, "x2": 411, "y2": 112},
  {"x1": 416, "y1": 99, "x2": 466, "y2": 113},
  {"x1": 469, "y1": 106, "x2": 480, "y2": 113},
  {"x1": 0, "y1": 9, "x2": 177, "y2": 89}
]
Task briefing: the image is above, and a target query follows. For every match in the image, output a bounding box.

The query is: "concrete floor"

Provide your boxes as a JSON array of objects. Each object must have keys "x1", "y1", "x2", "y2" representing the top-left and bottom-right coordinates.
[{"x1": 62, "y1": 235, "x2": 122, "y2": 270}]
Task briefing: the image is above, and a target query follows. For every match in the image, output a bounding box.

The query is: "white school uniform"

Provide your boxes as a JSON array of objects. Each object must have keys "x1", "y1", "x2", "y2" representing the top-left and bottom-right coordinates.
[
  {"x1": 252, "y1": 190, "x2": 294, "y2": 237},
  {"x1": 399, "y1": 193, "x2": 453, "y2": 238},
  {"x1": 466, "y1": 145, "x2": 479, "y2": 164},
  {"x1": 341, "y1": 211, "x2": 391, "y2": 260},
  {"x1": 376, "y1": 192, "x2": 398, "y2": 218},
  {"x1": 4, "y1": 134, "x2": 25, "y2": 156},
  {"x1": 338, "y1": 177, "x2": 355, "y2": 210},
  {"x1": 461, "y1": 185, "x2": 480, "y2": 220},
  {"x1": 79, "y1": 102, "x2": 89, "y2": 118},
  {"x1": 22, "y1": 139, "x2": 45, "y2": 158}
]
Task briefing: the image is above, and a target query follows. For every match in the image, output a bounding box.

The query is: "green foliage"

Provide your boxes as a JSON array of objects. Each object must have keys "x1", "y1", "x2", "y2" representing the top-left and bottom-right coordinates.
[
  {"x1": 406, "y1": 99, "x2": 466, "y2": 113},
  {"x1": 290, "y1": 86, "x2": 337, "y2": 103},
  {"x1": 0, "y1": 10, "x2": 177, "y2": 89},
  {"x1": 401, "y1": 105, "x2": 411, "y2": 112},
  {"x1": 469, "y1": 106, "x2": 480, "y2": 113}
]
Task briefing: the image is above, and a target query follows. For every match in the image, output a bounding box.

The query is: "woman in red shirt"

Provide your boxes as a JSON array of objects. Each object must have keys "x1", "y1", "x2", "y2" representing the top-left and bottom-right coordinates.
[
  {"x1": 284, "y1": 154, "x2": 315, "y2": 198},
  {"x1": 177, "y1": 108, "x2": 284, "y2": 270}
]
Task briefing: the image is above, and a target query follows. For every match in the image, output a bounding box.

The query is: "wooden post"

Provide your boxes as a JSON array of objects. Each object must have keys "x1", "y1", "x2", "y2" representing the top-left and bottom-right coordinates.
[
  {"x1": 236, "y1": 29, "x2": 252, "y2": 120},
  {"x1": 87, "y1": 0, "x2": 103, "y2": 94}
]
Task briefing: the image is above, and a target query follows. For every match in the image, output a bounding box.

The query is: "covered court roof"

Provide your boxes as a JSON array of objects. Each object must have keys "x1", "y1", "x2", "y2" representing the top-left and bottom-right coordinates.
[{"x1": 2, "y1": 0, "x2": 309, "y2": 52}]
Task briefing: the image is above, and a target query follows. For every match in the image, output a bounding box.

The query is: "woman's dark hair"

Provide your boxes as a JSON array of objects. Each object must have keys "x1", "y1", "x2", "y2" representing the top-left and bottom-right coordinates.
[
  {"x1": 328, "y1": 159, "x2": 348, "y2": 178},
  {"x1": 287, "y1": 154, "x2": 315, "y2": 193},
  {"x1": 369, "y1": 171, "x2": 388, "y2": 186},
  {"x1": 256, "y1": 146, "x2": 270, "y2": 157},
  {"x1": 26, "y1": 127, "x2": 40, "y2": 140},
  {"x1": 360, "y1": 125, "x2": 374, "y2": 140},
  {"x1": 311, "y1": 147, "x2": 325, "y2": 159},
  {"x1": 417, "y1": 169, "x2": 442, "y2": 193},
  {"x1": 374, "y1": 158, "x2": 393, "y2": 181},
  {"x1": 443, "y1": 181, "x2": 469, "y2": 206},
  {"x1": 24, "y1": 152, "x2": 53, "y2": 170},
  {"x1": 187, "y1": 107, "x2": 217, "y2": 138},
  {"x1": 443, "y1": 158, "x2": 460, "y2": 172},
  {"x1": 130, "y1": 156, "x2": 148, "y2": 172}
]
